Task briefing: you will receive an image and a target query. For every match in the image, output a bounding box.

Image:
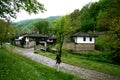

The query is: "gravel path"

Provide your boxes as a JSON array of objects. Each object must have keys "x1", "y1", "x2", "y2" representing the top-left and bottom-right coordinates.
[{"x1": 13, "y1": 47, "x2": 120, "y2": 80}]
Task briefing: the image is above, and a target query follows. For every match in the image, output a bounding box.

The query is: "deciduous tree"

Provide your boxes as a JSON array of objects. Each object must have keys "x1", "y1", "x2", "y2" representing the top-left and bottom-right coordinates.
[
  {"x1": 0, "y1": 20, "x2": 15, "y2": 41},
  {"x1": 69, "y1": 9, "x2": 81, "y2": 31},
  {"x1": 97, "y1": 0, "x2": 120, "y2": 63},
  {"x1": 52, "y1": 15, "x2": 76, "y2": 58},
  {"x1": 34, "y1": 20, "x2": 49, "y2": 34},
  {"x1": 0, "y1": 0, "x2": 45, "y2": 21},
  {"x1": 80, "y1": 3, "x2": 95, "y2": 32}
]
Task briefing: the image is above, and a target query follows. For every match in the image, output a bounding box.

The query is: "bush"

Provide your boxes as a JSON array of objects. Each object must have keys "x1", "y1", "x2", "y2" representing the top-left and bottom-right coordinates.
[
  {"x1": 111, "y1": 47, "x2": 120, "y2": 64},
  {"x1": 76, "y1": 51, "x2": 113, "y2": 63}
]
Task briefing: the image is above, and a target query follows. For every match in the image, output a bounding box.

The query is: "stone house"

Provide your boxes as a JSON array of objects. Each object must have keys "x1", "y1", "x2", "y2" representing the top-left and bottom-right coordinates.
[{"x1": 64, "y1": 32, "x2": 98, "y2": 52}]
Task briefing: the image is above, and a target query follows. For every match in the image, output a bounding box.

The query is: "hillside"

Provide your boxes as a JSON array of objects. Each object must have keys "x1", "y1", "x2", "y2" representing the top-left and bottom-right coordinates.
[{"x1": 13, "y1": 16, "x2": 61, "y2": 32}]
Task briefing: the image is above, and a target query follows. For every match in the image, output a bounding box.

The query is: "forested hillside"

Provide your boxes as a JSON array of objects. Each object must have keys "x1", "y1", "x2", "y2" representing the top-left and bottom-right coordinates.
[{"x1": 13, "y1": 16, "x2": 61, "y2": 33}]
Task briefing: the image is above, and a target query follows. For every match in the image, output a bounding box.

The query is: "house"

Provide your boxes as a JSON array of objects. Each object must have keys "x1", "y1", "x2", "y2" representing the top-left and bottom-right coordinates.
[
  {"x1": 28, "y1": 33, "x2": 48, "y2": 43},
  {"x1": 63, "y1": 32, "x2": 98, "y2": 52},
  {"x1": 47, "y1": 36, "x2": 56, "y2": 45},
  {"x1": 14, "y1": 33, "x2": 28, "y2": 47},
  {"x1": 13, "y1": 33, "x2": 56, "y2": 51},
  {"x1": 14, "y1": 33, "x2": 47, "y2": 47}
]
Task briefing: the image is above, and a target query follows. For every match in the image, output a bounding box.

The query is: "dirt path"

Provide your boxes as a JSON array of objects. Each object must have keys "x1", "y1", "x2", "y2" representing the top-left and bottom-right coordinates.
[{"x1": 11, "y1": 46, "x2": 120, "y2": 80}]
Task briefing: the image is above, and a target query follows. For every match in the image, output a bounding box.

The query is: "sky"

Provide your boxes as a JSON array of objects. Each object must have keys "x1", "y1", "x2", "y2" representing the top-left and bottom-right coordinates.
[{"x1": 14, "y1": 0, "x2": 99, "y2": 22}]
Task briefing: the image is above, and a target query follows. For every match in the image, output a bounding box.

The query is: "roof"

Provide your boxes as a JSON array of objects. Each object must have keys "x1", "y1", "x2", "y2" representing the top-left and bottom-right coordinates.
[
  {"x1": 28, "y1": 33, "x2": 48, "y2": 38},
  {"x1": 72, "y1": 32, "x2": 98, "y2": 37},
  {"x1": 48, "y1": 35, "x2": 56, "y2": 39},
  {"x1": 13, "y1": 33, "x2": 28, "y2": 39}
]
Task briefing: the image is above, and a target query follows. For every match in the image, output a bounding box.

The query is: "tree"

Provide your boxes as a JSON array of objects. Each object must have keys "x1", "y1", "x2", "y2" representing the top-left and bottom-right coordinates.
[
  {"x1": 97, "y1": 0, "x2": 120, "y2": 63},
  {"x1": 80, "y1": 3, "x2": 95, "y2": 32},
  {"x1": 96, "y1": 0, "x2": 110, "y2": 31},
  {"x1": 69, "y1": 9, "x2": 81, "y2": 31},
  {"x1": 89, "y1": 2, "x2": 100, "y2": 32},
  {"x1": 0, "y1": 20, "x2": 16, "y2": 42},
  {"x1": 79, "y1": 2, "x2": 100, "y2": 32},
  {"x1": 0, "y1": 0, "x2": 46, "y2": 42},
  {"x1": 52, "y1": 15, "x2": 76, "y2": 58},
  {"x1": 0, "y1": 0, "x2": 45, "y2": 21},
  {"x1": 34, "y1": 20, "x2": 49, "y2": 34},
  {"x1": 106, "y1": 0, "x2": 120, "y2": 63}
]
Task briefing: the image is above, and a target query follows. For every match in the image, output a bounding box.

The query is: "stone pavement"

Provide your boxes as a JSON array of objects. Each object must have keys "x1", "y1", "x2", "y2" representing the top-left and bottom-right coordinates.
[{"x1": 13, "y1": 47, "x2": 120, "y2": 80}]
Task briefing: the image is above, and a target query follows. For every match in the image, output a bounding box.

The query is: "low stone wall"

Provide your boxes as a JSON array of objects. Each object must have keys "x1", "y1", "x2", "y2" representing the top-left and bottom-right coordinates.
[{"x1": 63, "y1": 42, "x2": 95, "y2": 52}]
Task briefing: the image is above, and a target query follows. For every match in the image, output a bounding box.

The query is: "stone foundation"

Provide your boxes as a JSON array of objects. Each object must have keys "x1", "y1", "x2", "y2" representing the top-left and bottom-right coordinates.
[{"x1": 63, "y1": 43, "x2": 95, "y2": 52}]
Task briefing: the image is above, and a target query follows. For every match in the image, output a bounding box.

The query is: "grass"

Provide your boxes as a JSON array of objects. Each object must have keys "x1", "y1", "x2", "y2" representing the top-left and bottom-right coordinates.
[
  {"x1": 0, "y1": 46, "x2": 83, "y2": 80},
  {"x1": 77, "y1": 51, "x2": 113, "y2": 63},
  {"x1": 34, "y1": 50, "x2": 120, "y2": 77}
]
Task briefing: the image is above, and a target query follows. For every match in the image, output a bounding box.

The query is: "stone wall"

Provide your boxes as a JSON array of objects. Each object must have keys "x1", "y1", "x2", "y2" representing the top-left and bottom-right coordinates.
[
  {"x1": 63, "y1": 42, "x2": 95, "y2": 52},
  {"x1": 24, "y1": 41, "x2": 36, "y2": 48}
]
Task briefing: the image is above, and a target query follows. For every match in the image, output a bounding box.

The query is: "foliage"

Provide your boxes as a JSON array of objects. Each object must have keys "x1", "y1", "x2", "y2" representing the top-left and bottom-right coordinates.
[
  {"x1": 13, "y1": 16, "x2": 61, "y2": 34},
  {"x1": 69, "y1": 9, "x2": 81, "y2": 32},
  {"x1": 96, "y1": 10, "x2": 110, "y2": 31},
  {"x1": 0, "y1": 20, "x2": 16, "y2": 41},
  {"x1": 0, "y1": 0, "x2": 45, "y2": 20},
  {"x1": 107, "y1": 34, "x2": 120, "y2": 64},
  {"x1": 52, "y1": 17, "x2": 66, "y2": 57},
  {"x1": 95, "y1": 34, "x2": 109, "y2": 51},
  {"x1": 96, "y1": 33, "x2": 120, "y2": 64},
  {"x1": 79, "y1": 2, "x2": 100, "y2": 32},
  {"x1": 34, "y1": 20, "x2": 49, "y2": 34},
  {"x1": 52, "y1": 16, "x2": 76, "y2": 57},
  {"x1": 96, "y1": 0, "x2": 120, "y2": 63},
  {"x1": 80, "y1": 4, "x2": 94, "y2": 32}
]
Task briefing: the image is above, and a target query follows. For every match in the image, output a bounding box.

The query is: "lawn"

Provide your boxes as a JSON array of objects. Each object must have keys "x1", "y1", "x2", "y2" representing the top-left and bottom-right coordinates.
[
  {"x1": 34, "y1": 50, "x2": 120, "y2": 77},
  {"x1": 0, "y1": 47, "x2": 83, "y2": 80}
]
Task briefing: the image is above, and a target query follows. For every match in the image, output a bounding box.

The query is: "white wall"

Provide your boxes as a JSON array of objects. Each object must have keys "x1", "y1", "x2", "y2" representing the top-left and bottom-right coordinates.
[
  {"x1": 18, "y1": 36, "x2": 24, "y2": 40},
  {"x1": 75, "y1": 37, "x2": 95, "y2": 43}
]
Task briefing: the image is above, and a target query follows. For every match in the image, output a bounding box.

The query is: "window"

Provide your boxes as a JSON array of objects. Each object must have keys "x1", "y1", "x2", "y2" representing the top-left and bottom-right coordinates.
[
  {"x1": 83, "y1": 37, "x2": 86, "y2": 41},
  {"x1": 90, "y1": 37, "x2": 92, "y2": 41}
]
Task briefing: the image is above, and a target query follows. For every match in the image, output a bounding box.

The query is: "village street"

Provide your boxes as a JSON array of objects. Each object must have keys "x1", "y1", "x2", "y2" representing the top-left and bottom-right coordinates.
[{"x1": 10, "y1": 45, "x2": 120, "y2": 80}]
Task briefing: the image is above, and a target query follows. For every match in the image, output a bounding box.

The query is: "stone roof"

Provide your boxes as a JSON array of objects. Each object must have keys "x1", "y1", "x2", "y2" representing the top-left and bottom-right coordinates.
[
  {"x1": 72, "y1": 32, "x2": 98, "y2": 37},
  {"x1": 28, "y1": 33, "x2": 48, "y2": 38}
]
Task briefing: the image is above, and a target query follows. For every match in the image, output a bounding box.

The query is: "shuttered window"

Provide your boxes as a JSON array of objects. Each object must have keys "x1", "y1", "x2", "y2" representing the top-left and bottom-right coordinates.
[
  {"x1": 83, "y1": 37, "x2": 86, "y2": 41},
  {"x1": 90, "y1": 37, "x2": 92, "y2": 41}
]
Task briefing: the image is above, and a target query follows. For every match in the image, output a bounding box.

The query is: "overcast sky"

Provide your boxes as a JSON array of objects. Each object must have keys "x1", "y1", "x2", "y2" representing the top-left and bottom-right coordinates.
[{"x1": 14, "y1": 0, "x2": 99, "y2": 22}]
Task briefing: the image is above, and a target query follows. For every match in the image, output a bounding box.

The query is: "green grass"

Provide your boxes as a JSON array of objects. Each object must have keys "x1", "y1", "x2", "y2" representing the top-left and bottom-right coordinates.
[
  {"x1": 34, "y1": 50, "x2": 120, "y2": 77},
  {"x1": 0, "y1": 47, "x2": 83, "y2": 80},
  {"x1": 77, "y1": 51, "x2": 113, "y2": 63}
]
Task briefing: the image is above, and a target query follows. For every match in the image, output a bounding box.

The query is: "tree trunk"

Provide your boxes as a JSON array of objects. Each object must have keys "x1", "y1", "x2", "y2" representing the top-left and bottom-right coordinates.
[{"x1": 58, "y1": 34, "x2": 64, "y2": 58}]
